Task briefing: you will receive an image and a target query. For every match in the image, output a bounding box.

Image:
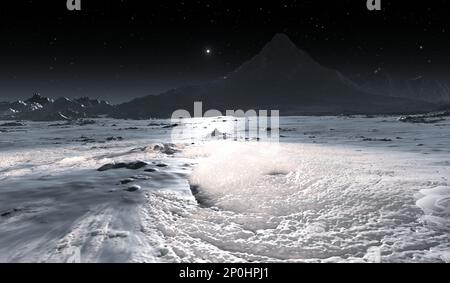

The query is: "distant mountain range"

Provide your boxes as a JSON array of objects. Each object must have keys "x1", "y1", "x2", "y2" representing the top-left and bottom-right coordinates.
[
  {"x1": 352, "y1": 73, "x2": 450, "y2": 105},
  {"x1": 0, "y1": 94, "x2": 114, "y2": 121},
  {"x1": 0, "y1": 34, "x2": 441, "y2": 121}
]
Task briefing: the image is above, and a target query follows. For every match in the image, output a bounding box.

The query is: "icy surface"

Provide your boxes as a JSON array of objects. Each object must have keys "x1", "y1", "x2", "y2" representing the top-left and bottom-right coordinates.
[{"x1": 0, "y1": 116, "x2": 449, "y2": 262}]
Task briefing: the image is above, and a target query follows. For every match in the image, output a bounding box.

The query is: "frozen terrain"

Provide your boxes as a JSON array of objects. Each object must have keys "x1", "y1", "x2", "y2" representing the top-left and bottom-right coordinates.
[{"x1": 0, "y1": 116, "x2": 449, "y2": 262}]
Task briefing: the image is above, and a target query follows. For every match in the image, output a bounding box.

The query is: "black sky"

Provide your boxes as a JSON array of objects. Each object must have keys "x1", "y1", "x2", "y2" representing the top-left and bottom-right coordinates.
[{"x1": 0, "y1": 0, "x2": 449, "y2": 103}]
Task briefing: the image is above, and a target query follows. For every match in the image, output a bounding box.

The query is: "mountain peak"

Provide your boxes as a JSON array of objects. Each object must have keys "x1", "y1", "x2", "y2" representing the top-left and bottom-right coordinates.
[
  {"x1": 260, "y1": 33, "x2": 300, "y2": 55},
  {"x1": 26, "y1": 93, "x2": 53, "y2": 105},
  {"x1": 228, "y1": 33, "x2": 323, "y2": 81},
  {"x1": 267, "y1": 33, "x2": 297, "y2": 47}
]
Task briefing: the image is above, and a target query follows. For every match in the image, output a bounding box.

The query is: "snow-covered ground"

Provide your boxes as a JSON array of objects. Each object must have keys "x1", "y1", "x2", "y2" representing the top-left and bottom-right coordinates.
[{"x1": 0, "y1": 116, "x2": 449, "y2": 262}]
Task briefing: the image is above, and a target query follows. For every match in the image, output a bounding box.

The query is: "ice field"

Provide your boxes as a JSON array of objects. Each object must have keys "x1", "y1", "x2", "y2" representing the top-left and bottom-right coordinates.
[{"x1": 0, "y1": 116, "x2": 449, "y2": 262}]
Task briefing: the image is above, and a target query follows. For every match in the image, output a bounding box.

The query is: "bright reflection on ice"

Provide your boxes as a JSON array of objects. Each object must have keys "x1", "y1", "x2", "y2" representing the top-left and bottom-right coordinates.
[
  {"x1": 170, "y1": 116, "x2": 280, "y2": 144},
  {"x1": 170, "y1": 102, "x2": 280, "y2": 143}
]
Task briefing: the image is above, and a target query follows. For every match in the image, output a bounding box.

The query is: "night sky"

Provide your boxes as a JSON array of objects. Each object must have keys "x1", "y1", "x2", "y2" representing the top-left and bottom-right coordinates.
[{"x1": 0, "y1": 0, "x2": 449, "y2": 103}]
